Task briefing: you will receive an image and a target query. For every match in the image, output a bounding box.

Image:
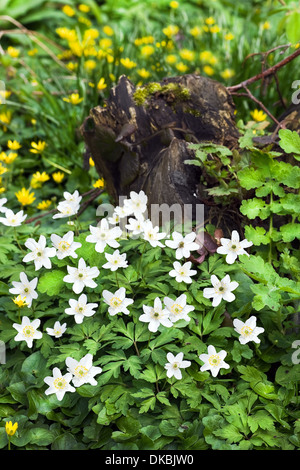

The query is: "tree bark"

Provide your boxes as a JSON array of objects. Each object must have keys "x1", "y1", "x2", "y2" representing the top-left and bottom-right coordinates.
[{"x1": 80, "y1": 73, "x2": 240, "y2": 228}]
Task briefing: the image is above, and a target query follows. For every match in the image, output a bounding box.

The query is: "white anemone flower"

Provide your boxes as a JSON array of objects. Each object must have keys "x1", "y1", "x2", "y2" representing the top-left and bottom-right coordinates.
[
  {"x1": 165, "y1": 231, "x2": 199, "y2": 260},
  {"x1": 66, "y1": 353, "x2": 102, "y2": 387},
  {"x1": 9, "y1": 272, "x2": 38, "y2": 308},
  {"x1": 139, "y1": 297, "x2": 173, "y2": 332},
  {"x1": 233, "y1": 316, "x2": 264, "y2": 344},
  {"x1": 63, "y1": 258, "x2": 99, "y2": 294},
  {"x1": 125, "y1": 214, "x2": 145, "y2": 236},
  {"x1": 199, "y1": 345, "x2": 230, "y2": 377},
  {"x1": 23, "y1": 235, "x2": 56, "y2": 271},
  {"x1": 44, "y1": 367, "x2": 75, "y2": 401},
  {"x1": 52, "y1": 201, "x2": 79, "y2": 219},
  {"x1": 217, "y1": 230, "x2": 253, "y2": 264},
  {"x1": 13, "y1": 316, "x2": 42, "y2": 348},
  {"x1": 0, "y1": 208, "x2": 27, "y2": 226},
  {"x1": 142, "y1": 219, "x2": 166, "y2": 248},
  {"x1": 123, "y1": 190, "x2": 148, "y2": 217},
  {"x1": 163, "y1": 294, "x2": 194, "y2": 323},
  {"x1": 51, "y1": 231, "x2": 82, "y2": 259},
  {"x1": 102, "y1": 287, "x2": 133, "y2": 316},
  {"x1": 86, "y1": 218, "x2": 122, "y2": 253},
  {"x1": 0, "y1": 197, "x2": 7, "y2": 213},
  {"x1": 65, "y1": 293, "x2": 98, "y2": 324},
  {"x1": 203, "y1": 274, "x2": 239, "y2": 307},
  {"x1": 168, "y1": 261, "x2": 197, "y2": 284},
  {"x1": 164, "y1": 352, "x2": 191, "y2": 379},
  {"x1": 102, "y1": 249, "x2": 128, "y2": 271},
  {"x1": 46, "y1": 321, "x2": 67, "y2": 338}
]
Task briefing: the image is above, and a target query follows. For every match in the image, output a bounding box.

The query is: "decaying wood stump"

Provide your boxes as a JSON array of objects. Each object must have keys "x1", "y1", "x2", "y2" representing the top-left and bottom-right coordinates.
[{"x1": 81, "y1": 73, "x2": 240, "y2": 228}]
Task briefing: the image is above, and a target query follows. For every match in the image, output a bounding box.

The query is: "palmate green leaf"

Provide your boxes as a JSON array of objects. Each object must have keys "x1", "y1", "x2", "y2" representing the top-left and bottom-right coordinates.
[
  {"x1": 251, "y1": 283, "x2": 281, "y2": 311},
  {"x1": 248, "y1": 411, "x2": 276, "y2": 434},
  {"x1": 37, "y1": 269, "x2": 66, "y2": 296},
  {"x1": 278, "y1": 129, "x2": 300, "y2": 158},
  {"x1": 238, "y1": 167, "x2": 265, "y2": 190},
  {"x1": 240, "y1": 198, "x2": 269, "y2": 219},
  {"x1": 244, "y1": 225, "x2": 271, "y2": 246},
  {"x1": 214, "y1": 424, "x2": 244, "y2": 443},
  {"x1": 280, "y1": 223, "x2": 300, "y2": 242}
]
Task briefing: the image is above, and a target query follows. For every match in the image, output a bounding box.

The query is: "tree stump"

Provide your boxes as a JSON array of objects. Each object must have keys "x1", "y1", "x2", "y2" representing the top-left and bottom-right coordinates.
[{"x1": 81, "y1": 73, "x2": 240, "y2": 228}]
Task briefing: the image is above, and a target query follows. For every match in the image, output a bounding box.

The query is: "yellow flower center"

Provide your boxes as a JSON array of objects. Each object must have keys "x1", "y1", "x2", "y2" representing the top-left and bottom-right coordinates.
[
  {"x1": 22, "y1": 325, "x2": 35, "y2": 338},
  {"x1": 208, "y1": 354, "x2": 221, "y2": 367},
  {"x1": 53, "y1": 377, "x2": 67, "y2": 390},
  {"x1": 58, "y1": 240, "x2": 71, "y2": 251},
  {"x1": 171, "y1": 303, "x2": 183, "y2": 315},
  {"x1": 241, "y1": 326, "x2": 253, "y2": 336},
  {"x1": 110, "y1": 297, "x2": 122, "y2": 308},
  {"x1": 74, "y1": 365, "x2": 89, "y2": 377}
]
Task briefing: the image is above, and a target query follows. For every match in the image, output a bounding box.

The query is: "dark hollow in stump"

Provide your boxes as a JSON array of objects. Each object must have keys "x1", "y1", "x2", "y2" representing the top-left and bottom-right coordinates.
[{"x1": 81, "y1": 73, "x2": 240, "y2": 228}]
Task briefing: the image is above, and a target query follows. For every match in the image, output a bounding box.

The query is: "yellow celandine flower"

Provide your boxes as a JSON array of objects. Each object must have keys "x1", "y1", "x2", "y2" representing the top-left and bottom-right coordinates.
[
  {"x1": 210, "y1": 25, "x2": 221, "y2": 34},
  {"x1": 250, "y1": 109, "x2": 267, "y2": 122},
  {"x1": 15, "y1": 187, "x2": 36, "y2": 206},
  {"x1": 166, "y1": 54, "x2": 177, "y2": 64},
  {"x1": 84, "y1": 59, "x2": 97, "y2": 71},
  {"x1": 262, "y1": 21, "x2": 271, "y2": 30},
  {"x1": 37, "y1": 200, "x2": 52, "y2": 210},
  {"x1": 162, "y1": 25, "x2": 179, "y2": 38},
  {"x1": 6, "y1": 46, "x2": 20, "y2": 58},
  {"x1": 176, "y1": 62, "x2": 188, "y2": 73},
  {"x1": 205, "y1": 17, "x2": 215, "y2": 25},
  {"x1": 79, "y1": 3, "x2": 90, "y2": 12},
  {"x1": 93, "y1": 178, "x2": 105, "y2": 188},
  {"x1": 5, "y1": 421, "x2": 18, "y2": 437},
  {"x1": 99, "y1": 38, "x2": 112, "y2": 50},
  {"x1": 52, "y1": 171, "x2": 65, "y2": 183},
  {"x1": 103, "y1": 25, "x2": 114, "y2": 36},
  {"x1": 120, "y1": 58, "x2": 136, "y2": 69},
  {"x1": 78, "y1": 16, "x2": 92, "y2": 27},
  {"x1": 12, "y1": 295, "x2": 28, "y2": 308},
  {"x1": 30, "y1": 141, "x2": 46, "y2": 154},
  {"x1": 134, "y1": 36, "x2": 154, "y2": 46},
  {"x1": 0, "y1": 90, "x2": 11, "y2": 104},
  {"x1": 0, "y1": 151, "x2": 18, "y2": 164},
  {"x1": 31, "y1": 171, "x2": 50, "y2": 188},
  {"x1": 89, "y1": 157, "x2": 95, "y2": 167},
  {"x1": 169, "y1": 0, "x2": 179, "y2": 8},
  {"x1": 62, "y1": 5, "x2": 75, "y2": 16},
  {"x1": 203, "y1": 65, "x2": 214, "y2": 76},
  {"x1": 220, "y1": 68, "x2": 235, "y2": 79},
  {"x1": 7, "y1": 140, "x2": 21, "y2": 150},
  {"x1": 179, "y1": 49, "x2": 195, "y2": 62},
  {"x1": 189, "y1": 26, "x2": 202, "y2": 37},
  {"x1": 66, "y1": 62, "x2": 78, "y2": 71},
  {"x1": 97, "y1": 77, "x2": 107, "y2": 91},
  {"x1": 56, "y1": 27, "x2": 77, "y2": 42},
  {"x1": 0, "y1": 163, "x2": 8, "y2": 176},
  {"x1": 28, "y1": 48, "x2": 38, "y2": 56},
  {"x1": 63, "y1": 93, "x2": 83, "y2": 105},
  {"x1": 137, "y1": 68, "x2": 151, "y2": 79},
  {"x1": 141, "y1": 45, "x2": 155, "y2": 57},
  {"x1": 224, "y1": 32, "x2": 234, "y2": 41},
  {"x1": 0, "y1": 111, "x2": 12, "y2": 131}
]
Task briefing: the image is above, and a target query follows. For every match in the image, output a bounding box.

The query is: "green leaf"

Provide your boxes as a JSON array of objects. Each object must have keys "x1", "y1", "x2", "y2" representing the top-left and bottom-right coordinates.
[
  {"x1": 248, "y1": 411, "x2": 276, "y2": 433},
  {"x1": 285, "y1": 11, "x2": 300, "y2": 45},
  {"x1": 278, "y1": 129, "x2": 300, "y2": 157},
  {"x1": 37, "y1": 269, "x2": 65, "y2": 296}
]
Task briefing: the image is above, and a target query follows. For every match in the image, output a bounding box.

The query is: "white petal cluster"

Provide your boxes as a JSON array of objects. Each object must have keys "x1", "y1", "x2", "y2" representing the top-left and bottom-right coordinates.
[
  {"x1": 53, "y1": 190, "x2": 82, "y2": 219},
  {"x1": 217, "y1": 230, "x2": 253, "y2": 264}
]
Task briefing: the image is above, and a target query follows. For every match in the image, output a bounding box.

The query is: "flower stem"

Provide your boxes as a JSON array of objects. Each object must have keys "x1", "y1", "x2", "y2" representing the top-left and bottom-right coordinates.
[{"x1": 14, "y1": 227, "x2": 23, "y2": 252}]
